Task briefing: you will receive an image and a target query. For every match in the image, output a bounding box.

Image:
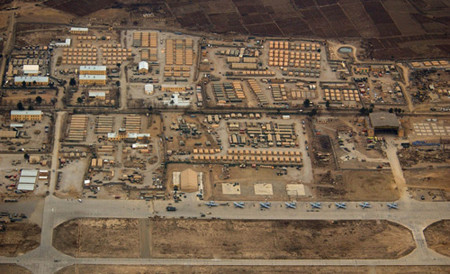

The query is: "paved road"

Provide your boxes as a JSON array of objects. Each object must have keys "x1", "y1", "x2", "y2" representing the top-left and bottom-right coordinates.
[{"x1": 1, "y1": 195, "x2": 450, "y2": 273}]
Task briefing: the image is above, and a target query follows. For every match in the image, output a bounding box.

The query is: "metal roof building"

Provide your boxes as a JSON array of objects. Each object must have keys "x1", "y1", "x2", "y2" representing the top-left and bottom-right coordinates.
[
  {"x1": 14, "y1": 76, "x2": 49, "y2": 84},
  {"x1": 23, "y1": 65, "x2": 39, "y2": 74},
  {"x1": 11, "y1": 110, "x2": 43, "y2": 117},
  {"x1": 138, "y1": 61, "x2": 149, "y2": 72},
  {"x1": 21, "y1": 169, "x2": 39, "y2": 177},
  {"x1": 80, "y1": 66, "x2": 107, "y2": 72},
  {"x1": 369, "y1": 112, "x2": 400, "y2": 129}
]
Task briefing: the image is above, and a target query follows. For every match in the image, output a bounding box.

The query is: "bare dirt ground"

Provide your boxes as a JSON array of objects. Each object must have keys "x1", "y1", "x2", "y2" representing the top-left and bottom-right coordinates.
[
  {"x1": 404, "y1": 168, "x2": 450, "y2": 201},
  {"x1": 57, "y1": 265, "x2": 450, "y2": 274},
  {"x1": 424, "y1": 220, "x2": 450, "y2": 257},
  {"x1": 0, "y1": 264, "x2": 32, "y2": 274},
  {"x1": 314, "y1": 170, "x2": 399, "y2": 201},
  {"x1": 151, "y1": 219, "x2": 414, "y2": 260},
  {"x1": 53, "y1": 218, "x2": 140, "y2": 258},
  {"x1": 53, "y1": 218, "x2": 414, "y2": 260},
  {"x1": 0, "y1": 222, "x2": 41, "y2": 257}
]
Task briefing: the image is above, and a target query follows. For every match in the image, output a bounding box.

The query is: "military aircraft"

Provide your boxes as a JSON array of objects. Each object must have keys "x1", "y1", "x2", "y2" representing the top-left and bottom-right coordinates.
[
  {"x1": 285, "y1": 201, "x2": 297, "y2": 209},
  {"x1": 335, "y1": 202, "x2": 347, "y2": 209},
  {"x1": 205, "y1": 201, "x2": 218, "y2": 207},
  {"x1": 387, "y1": 202, "x2": 398, "y2": 209},
  {"x1": 260, "y1": 202, "x2": 271, "y2": 209},
  {"x1": 233, "y1": 202, "x2": 245, "y2": 208},
  {"x1": 310, "y1": 202, "x2": 321, "y2": 209},
  {"x1": 359, "y1": 202, "x2": 371, "y2": 209}
]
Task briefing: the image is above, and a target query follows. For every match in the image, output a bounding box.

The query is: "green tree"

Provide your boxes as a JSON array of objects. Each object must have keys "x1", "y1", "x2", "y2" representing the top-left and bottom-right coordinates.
[
  {"x1": 77, "y1": 97, "x2": 83, "y2": 104},
  {"x1": 69, "y1": 78, "x2": 76, "y2": 86},
  {"x1": 36, "y1": 96, "x2": 42, "y2": 104},
  {"x1": 325, "y1": 100, "x2": 330, "y2": 109},
  {"x1": 17, "y1": 102, "x2": 25, "y2": 110},
  {"x1": 22, "y1": 81, "x2": 26, "y2": 88},
  {"x1": 388, "y1": 108, "x2": 393, "y2": 113},
  {"x1": 303, "y1": 99, "x2": 311, "y2": 108},
  {"x1": 24, "y1": 153, "x2": 30, "y2": 160}
]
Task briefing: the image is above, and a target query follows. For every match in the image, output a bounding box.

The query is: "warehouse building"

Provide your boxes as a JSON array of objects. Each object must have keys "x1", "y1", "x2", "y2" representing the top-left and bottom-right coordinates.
[
  {"x1": 88, "y1": 91, "x2": 107, "y2": 100},
  {"x1": 368, "y1": 112, "x2": 403, "y2": 137},
  {"x1": 144, "y1": 84, "x2": 154, "y2": 94},
  {"x1": 163, "y1": 93, "x2": 190, "y2": 107},
  {"x1": 17, "y1": 169, "x2": 38, "y2": 191},
  {"x1": 172, "y1": 169, "x2": 201, "y2": 192},
  {"x1": 79, "y1": 74, "x2": 106, "y2": 85},
  {"x1": 54, "y1": 38, "x2": 71, "y2": 47},
  {"x1": 0, "y1": 130, "x2": 17, "y2": 139},
  {"x1": 23, "y1": 65, "x2": 39, "y2": 75},
  {"x1": 11, "y1": 110, "x2": 43, "y2": 121},
  {"x1": 70, "y1": 27, "x2": 89, "y2": 34},
  {"x1": 79, "y1": 65, "x2": 107, "y2": 75},
  {"x1": 14, "y1": 76, "x2": 49, "y2": 86},
  {"x1": 138, "y1": 61, "x2": 149, "y2": 73}
]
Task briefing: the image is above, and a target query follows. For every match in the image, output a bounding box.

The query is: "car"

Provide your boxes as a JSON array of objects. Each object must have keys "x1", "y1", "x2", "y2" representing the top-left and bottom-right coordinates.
[{"x1": 166, "y1": 206, "x2": 177, "y2": 212}]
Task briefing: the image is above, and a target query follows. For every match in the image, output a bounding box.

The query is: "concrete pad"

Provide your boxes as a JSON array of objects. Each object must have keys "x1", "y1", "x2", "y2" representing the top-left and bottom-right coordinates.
[
  {"x1": 222, "y1": 182, "x2": 241, "y2": 195},
  {"x1": 286, "y1": 184, "x2": 306, "y2": 196},
  {"x1": 254, "y1": 183, "x2": 273, "y2": 195}
]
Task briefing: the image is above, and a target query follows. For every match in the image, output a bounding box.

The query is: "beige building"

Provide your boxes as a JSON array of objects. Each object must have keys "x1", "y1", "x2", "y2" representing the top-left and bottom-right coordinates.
[
  {"x1": 11, "y1": 110, "x2": 43, "y2": 121},
  {"x1": 79, "y1": 66, "x2": 107, "y2": 75},
  {"x1": 79, "y1": 75, "x2": 106, "y2": 85}
]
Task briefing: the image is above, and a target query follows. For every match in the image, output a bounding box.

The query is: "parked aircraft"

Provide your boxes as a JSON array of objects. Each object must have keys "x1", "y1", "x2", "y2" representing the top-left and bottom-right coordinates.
[
  {"x1": 359, "y1": 202, "x2": 371, "y2": 209},
  {"x1": 260, "y1": 202, "x2": 271, "y2": 209},
  {"x1": 233, "y1": 202, "x2": 245, "y2": 208},
  {"x1": 205, "y1": 201, "x2": 218, "y2": 207},
  {"x1": 285, "y1": 201, "x2": 297, "y2": 209},
  {"x1": 310, "y1": 202, "x2": 321, "y2": 209},
  {"x1": 335, "y1": 202, "x2": 347, "y2": 209},
  {"x1": 387, "y1": 202, "x2": 398, "y2": 209}
]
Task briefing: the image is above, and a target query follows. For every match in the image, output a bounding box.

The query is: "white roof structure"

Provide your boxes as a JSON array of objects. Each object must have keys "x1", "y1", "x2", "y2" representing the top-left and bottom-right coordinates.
[
  {"x1": 19, "y1": 177, "x2": 36, "y2": 184},
  {"x1": 21, "y1": 169, "x2": 39, "y2": 177},
  {"x1": 14, "y1": 76, "x2": 48, "y2": 83},
  {"x1": 11, "y1": 110, "x2": 43, "y2": 116},
  {"x1": 138, "y1": 61, "x2": 149, "y2": 71},
  {"x1": 173, "y1": 172, "x2": 181, "y2": 187},
  {"x1": 10, "y1": 123, "x2": 24, "y2": 128},
  {"x1": 23, "y1": 65, "x2": 39, "y2": 74},
  {"x1": 163, "y1": 93, "x2": 190, "y2": 107},
  {"x1": 70, "y1": 27, "x2": 88, "y2": 32},
  {"x1": 17, "y1": 184, "x2": 35, "y2": 191},
  {"x1": 107, "y1": 132, "x2": 117, "y2": 138},
  {"x1": 80, "y1": 65, "x2": 106, "y2": 72},
  {"x1": 88, "y1": 91, "x2": 106, "y2": 97},
  {"x1": 144, "y1": 84, "x2": 154, "y2": 94},
  {"x1": 54, "y1": 38, "x2": 71, "y2": 47},
  {"x1": 79, "y1": 75, "x2": 107, "y2": 80},
  {"x1": 127, "y1": 133, "x2": 150, "y2": 139}
]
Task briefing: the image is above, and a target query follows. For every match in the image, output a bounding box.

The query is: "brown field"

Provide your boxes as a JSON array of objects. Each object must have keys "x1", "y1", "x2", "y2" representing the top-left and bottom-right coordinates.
[
  {"x1": 0, "y1": 264, "x2": 32, "y2": 274},
  {"x1": 314, "y1": 170, "x2": 399, "y2": 201},
  {"x1": 0, "y1": 222, "x2": 41, "y2": 257},
  {"x1": 404, "y1": 168, "x2": 450, "y2": 201},
  {"x1": 35, "y1": 0, "x2": 450, "y2": 59},
  {"x1": 424, "y1": 220, "x2": 450, "y2": 257},
  {"x1": 54, "y1": 218, "x2": 415, "y2": 259},
  {"x1": 53, "y1": 218, "x2": 140, "y2": 258},
  {"x1": 57, "y1": 265, "x2": 450, "y2": 274}
]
